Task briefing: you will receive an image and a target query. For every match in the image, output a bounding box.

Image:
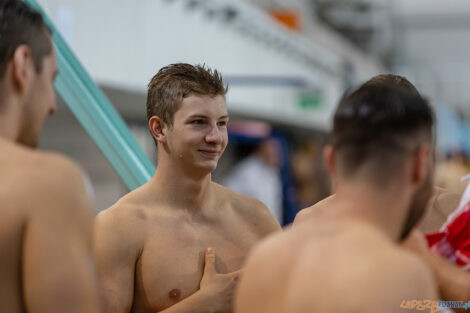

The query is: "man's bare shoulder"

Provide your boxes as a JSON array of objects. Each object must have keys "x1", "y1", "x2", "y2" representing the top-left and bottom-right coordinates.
[
  {"x1": 293, "y1": 194, "x2": 335, "y2": 226},
  {"x1": 1, "y1": 144, "x2": 83, "y2": 184},
  {"x1": 94, "y1": 187, "x2": 151, "y2": 255},
  {"x1": 346, "y1": 244, "x2": 437, "y2": 298},
  {"x1": 244, "y1": 217, "x2": 320, "y2": 267},
  {"x1": 0, "y1": 148, "x2": 94, "y2": 248},
  {"x1": 235, "y1": 223, "x2": 308, "y2": 313},
  {"x1": 212, "y1": 182, "x2": 268, "y2": 210},
  {"x1": 96, "y1": 192, "x2": 149, "y2": 235},
  {"x1": 285, "y1": 232, "x2": 438, "y2": 313},
  {"x1": 2, "y1": 148, "x2": 90, "y2": 211},
  {"x1": 433, "y1": 187, "x2": 461, "y2": 216},
  {"x1": 245, "y1": 224, "x2": 302, "y2": 269},
  {"x1": 212, "y1": 182, "x2": 281, "y2": 231},
  {"x1": 418, "y1": 186, "x2": 461, "y2": 232}
]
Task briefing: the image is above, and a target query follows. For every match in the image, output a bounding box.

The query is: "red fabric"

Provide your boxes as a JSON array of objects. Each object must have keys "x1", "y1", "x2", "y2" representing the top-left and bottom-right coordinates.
[{"x1": 426, "y1": 202, "x2": 470, "y2": 268}]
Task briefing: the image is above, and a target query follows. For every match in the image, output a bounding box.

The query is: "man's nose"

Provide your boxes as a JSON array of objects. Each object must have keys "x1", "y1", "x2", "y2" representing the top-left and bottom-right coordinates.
[{"x1": 205, "y1": 125, "x2": 223, "y2": 144}]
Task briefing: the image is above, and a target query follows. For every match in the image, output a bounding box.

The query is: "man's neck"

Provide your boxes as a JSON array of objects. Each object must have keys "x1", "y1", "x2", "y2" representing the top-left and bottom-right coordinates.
[
  {"x1": 0, "y1": 98, "x2": 20, "y2": 142},
  {"x1": 330, "y1": 181, "x2": 412, "y2": 242},
  {"x1": 149, "y1": 161, "x2": 212, "y2": 211}
]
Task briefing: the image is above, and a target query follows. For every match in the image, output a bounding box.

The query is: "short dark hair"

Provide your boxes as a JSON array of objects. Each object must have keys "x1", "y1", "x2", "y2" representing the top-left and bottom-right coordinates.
[
  {"x1": 146, "y1": 63, "x2": 228, "y2": 126},
  {"x1": 332, "y1": 74, "x2": 434, "y2": 184},
  {"x1": 0, "y1": 0, "x2": 52, "y2": 79}
]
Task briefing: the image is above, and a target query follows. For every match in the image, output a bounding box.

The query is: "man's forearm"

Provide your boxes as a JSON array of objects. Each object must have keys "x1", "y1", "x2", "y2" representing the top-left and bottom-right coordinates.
[
  {"x1": 427, "y1": 252, "x2": 470, "y2": 304},
  {"x1": 158, "y1": 290, "x2": 223, "y2": 313}
]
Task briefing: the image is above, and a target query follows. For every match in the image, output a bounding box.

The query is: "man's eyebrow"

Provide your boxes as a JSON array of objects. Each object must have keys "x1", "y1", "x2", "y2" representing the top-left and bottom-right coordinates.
[
  {"x1": 187, "y1": 114, "x2": 208, "y2": 119},
  {"x1": 186, "y1": 114, "x2": 229, "y2": 119}
]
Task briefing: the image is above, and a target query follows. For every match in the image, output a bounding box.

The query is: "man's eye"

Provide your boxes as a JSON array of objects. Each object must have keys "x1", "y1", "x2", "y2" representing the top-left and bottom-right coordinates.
[
  {"x1": 217, "y1": 121, "x2": 227, "y2": 127},
  {"x1": 191, "y1": 119, "x2": 204, "y2": 125}
]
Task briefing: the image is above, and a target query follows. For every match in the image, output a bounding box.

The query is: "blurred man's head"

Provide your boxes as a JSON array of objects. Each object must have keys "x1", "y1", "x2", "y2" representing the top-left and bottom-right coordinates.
[
  {"x1": 256, "y1": 138, "x2": 281, "y2": 168},
  {"x1": 330, "y1": 74, "x2": 434, "y2": 239},
  {"x1": 0, "y1": 0, "x2": 57, "y2": 147}
]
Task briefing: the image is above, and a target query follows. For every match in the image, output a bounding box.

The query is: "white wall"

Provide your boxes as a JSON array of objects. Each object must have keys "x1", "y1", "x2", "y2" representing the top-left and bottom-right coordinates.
[
  {"x1": 391, "y1": 0, "x2": 470, "y2": 152},
  {"x1": 394, "y1": 0, "x2": 470, "y2": 114},
  {"x1": 36, "y1": 0, "x2": 381, "y2": 131}
]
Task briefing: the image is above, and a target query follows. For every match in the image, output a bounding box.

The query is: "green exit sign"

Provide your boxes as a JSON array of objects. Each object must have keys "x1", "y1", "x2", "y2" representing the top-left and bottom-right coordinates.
[{"x1": 298, "y1": 90, "x2": 323, "y2": 110}]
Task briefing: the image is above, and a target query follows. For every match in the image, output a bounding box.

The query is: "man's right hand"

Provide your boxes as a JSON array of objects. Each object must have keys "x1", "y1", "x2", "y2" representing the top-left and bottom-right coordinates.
[{"x1": 199, "y1": 247, "x2": 242, "y2": 312}]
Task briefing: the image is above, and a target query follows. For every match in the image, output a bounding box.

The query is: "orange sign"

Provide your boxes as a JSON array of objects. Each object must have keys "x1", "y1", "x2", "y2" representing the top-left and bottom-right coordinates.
[{"x1": 270, "y1": 10, "x2": 301, "y2": 31}]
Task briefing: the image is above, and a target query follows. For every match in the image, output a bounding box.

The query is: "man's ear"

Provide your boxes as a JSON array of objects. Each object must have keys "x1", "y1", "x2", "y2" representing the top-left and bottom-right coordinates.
[
  {"x1": 323, "y1": 145, "x2": 336, "y2": 176},
  {"x1": 149, "y1": 116, "x2": 168, "y2": 144},
  {"x1": 411, "y1": 143, "x2": 431, "y2": 185},
  {"x1": 11, "y1": 45, "x2": 35, "y2": 94}
]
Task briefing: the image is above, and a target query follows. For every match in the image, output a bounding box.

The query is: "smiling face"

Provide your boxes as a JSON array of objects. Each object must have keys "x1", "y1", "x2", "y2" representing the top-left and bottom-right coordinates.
[{"x1": 163, "y1": 94, "x2": 228, "y2": 174}]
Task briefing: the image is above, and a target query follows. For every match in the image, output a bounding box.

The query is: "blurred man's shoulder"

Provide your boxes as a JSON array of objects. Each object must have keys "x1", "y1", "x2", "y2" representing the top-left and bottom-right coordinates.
[
  {"x1": 235, "y1": 224, "x2": 304, "y2": 313},
  {"x1": 418, "y1": 186, "x2": 461, "y2": 232},
  {"x1": 294, "y1": 194, "x2": 335, "y2": 226},
  {"x1": 1, "y1": 146, "x2": 85, "y2": 200},
  {"x1": 0, "y1": 147, "x2": 94, "y2": 238},
  {"x1": 285, "y1": 233, "x2": 437, "y2": 312},
  {"x1": 246, "y1": 222, "x2": 308, "y2": 268}
]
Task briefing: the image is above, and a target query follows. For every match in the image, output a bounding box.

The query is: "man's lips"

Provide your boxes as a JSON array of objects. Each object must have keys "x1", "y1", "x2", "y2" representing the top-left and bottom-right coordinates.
[{"x1": 198, "y1": 149, "x2": 220, "y2": 157}]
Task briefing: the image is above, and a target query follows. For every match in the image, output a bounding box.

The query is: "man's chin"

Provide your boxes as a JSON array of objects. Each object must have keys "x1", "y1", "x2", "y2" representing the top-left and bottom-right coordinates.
[{"x1": 195, "y1": 160, "x2": 218, "y2": 173}]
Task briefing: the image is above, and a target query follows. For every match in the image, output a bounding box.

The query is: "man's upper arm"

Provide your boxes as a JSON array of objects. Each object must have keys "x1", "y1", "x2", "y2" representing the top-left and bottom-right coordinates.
[
  {"x1": 22, "y1": 156, "x2": 100, "y2": 313},
  {"x1": 94, "y1": 204, "x2": 142, "y2": 313}
]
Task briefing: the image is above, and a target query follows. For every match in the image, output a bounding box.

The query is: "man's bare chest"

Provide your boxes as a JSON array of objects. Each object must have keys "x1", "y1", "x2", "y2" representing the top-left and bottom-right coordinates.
[{"x1": 133, "y1": 220, "x2": 260, "y2": 312}]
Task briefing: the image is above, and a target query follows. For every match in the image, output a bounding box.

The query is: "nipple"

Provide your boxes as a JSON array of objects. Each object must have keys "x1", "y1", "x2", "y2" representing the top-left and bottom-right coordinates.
[{"x1": 168, "y1": 288, "x2": 181, "y2": 300}]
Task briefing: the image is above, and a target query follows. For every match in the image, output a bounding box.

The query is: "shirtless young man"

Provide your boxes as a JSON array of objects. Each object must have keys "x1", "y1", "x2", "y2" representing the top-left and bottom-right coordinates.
[
  {"x1": 0, "y1": 1, "x2": 100, "y2": 312},
  {"x1": 94, "y1": 63, "x2": 281, "y2": 313},
  {"x1": 235, "y1": 75, "x2": 439, "y2": 313}
]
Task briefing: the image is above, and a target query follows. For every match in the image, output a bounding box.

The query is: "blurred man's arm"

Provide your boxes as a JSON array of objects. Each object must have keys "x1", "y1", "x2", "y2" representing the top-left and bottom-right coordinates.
[
  {"x1": 403, "y1": 230, "x2": 470, "y2": 312},
  {"x1": 23, "y1": 156, "x2": 100, "y2": 313},
  {"x1": 428, "y1": 252, "x2": 470, "y2": 310}
]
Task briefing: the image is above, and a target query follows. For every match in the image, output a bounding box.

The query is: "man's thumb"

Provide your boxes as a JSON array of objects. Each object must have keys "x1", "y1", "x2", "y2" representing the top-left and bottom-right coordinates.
[{"x1": 203, "y1": 247, "x2": 216, "y2": 276}]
